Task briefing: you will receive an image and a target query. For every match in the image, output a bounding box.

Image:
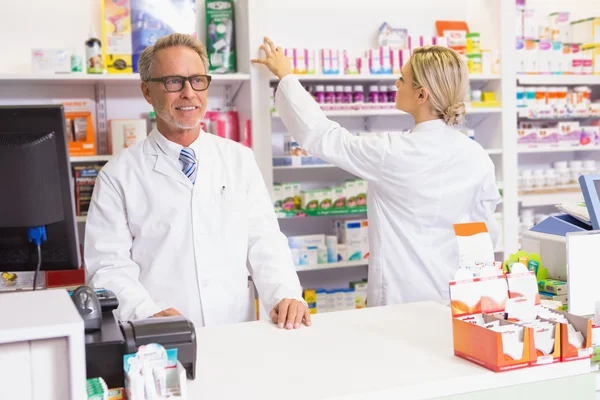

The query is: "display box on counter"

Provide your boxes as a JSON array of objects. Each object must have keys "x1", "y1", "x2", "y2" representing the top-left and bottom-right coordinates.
[{"x1": 450, "y1": 267, "x2": 592, "y2": 371}]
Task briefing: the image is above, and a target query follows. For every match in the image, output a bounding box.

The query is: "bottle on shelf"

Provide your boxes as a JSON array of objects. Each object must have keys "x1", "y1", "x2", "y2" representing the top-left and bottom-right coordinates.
[{"x1": 85, "y1": 28, "x2": 104, "y2": 74}]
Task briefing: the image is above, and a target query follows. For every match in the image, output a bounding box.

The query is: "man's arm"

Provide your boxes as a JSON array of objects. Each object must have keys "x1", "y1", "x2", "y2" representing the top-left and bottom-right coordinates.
[
  {"x1": 242, "y1": 149, "x2": 310, "y2": 329},
  {"x1": 85, "y1": 170, "x2": 164, "y2": 321}
]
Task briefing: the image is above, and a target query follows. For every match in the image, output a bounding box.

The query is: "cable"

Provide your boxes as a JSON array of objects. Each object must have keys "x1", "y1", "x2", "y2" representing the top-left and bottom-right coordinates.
[
  {"x1": 33, "y1": 244, "x2": 42, "y2": 291},
  {"x1": 27, "y1": 226, "x2": 47, "y2": 291}
]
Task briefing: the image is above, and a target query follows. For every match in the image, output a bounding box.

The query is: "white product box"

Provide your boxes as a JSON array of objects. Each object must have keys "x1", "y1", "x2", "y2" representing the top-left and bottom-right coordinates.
[
  {"x1": 338, "y1": 220, "x2": 363, "y2": 261},
  {"x1": 110, "y1": 119, "x2": 147, "y2": 155},
  {"x1": 326, "y1": 235, "x2": 338, "y2": 263},
  {"x1": 31, "y1": 48, "x2": 71, "y2": 73},
  {"x1": 361, "y1": 220, "x2": 370, "y2": 259},
  {"x1": 523, "y1": 9, "x2": 538, "y2": 39},
  {"x1": 288, "y1": 234, "x2": 326, "y2": 249},
  {"x1": 316, "y1": 289, "x2": 328, "y2": 313},
  {"x1": 538, "y1": 39, "x2": 552, "y2": 74}
]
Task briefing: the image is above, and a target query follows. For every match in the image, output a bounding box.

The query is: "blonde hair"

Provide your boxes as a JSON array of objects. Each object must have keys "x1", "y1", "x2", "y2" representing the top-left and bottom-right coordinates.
[
  {"x1": 410, "y1": 46, "x2": 468, "y2": 126},
  {"x1": 138, "y1": 33, "x2": 209, "y2": 81}
]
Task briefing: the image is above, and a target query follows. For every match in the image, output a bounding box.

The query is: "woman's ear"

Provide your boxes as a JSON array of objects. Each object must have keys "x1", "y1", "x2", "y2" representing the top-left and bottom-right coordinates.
[{"x1": 417, "y1": 87, "x2": 429, "y2": 104}]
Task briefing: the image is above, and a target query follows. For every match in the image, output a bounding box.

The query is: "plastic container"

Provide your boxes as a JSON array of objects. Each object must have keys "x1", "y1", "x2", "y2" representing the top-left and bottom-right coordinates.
[
  {"x1": 467, "y1": 53, "x2": 483, "y2": 74},
  {"x1": 315, "y1": 85, "x2": 325, "y2": 104},
  {"x1": 544, "y1": 169, "x2": 557, "y2": 188},
  {"x1": 556, "y1": 87, "x2": 568, "y2": 105},
  {"x1": 533, "y1": 169, "x2": 546, "y2": 188},
  {"x1": 378, "y1": 85, "x2": 388, "y2": 103},
  {"x1": 466, "y1": 33, "x2": 481, "y2": 54},
  {"x1": 583, "y1": 160, "x2": 597, "y2": 175},
  {"x1": 516, "y1": 87, "x2": 525, "y2": 107},
  {"x1": 85, "y1": 29, "x2": 103, "y2": 74},
  {"x1": 388, "y1": 85, "x2": 397, "y2": 103},
  {"x1": 547, "y1": 87, "x2": 558, "y2": 105},
  {"x1": 520, "y1": 169, "x2": 534, "y2": 190},
  {"x1": 471, "y1": 89, "x2": 482, "y2": 102},
  {"x1": 525, "y1": 87, "x2": 536, "y2": 107},
  {"x1": 535, "y1": 87, "x2": 547, "y2": 106},
  {"x1": 353, "y1": 85, "x2": 364, "y2": 103},
  {"x1": 343, "y1": 85, "x2": 353, "y2": 103},
  {"x1": 325, "y1": 85, "x2": 335, "y2": 104},
  {"x1": 335, "y1": 85, "x2": 344, "y2": 103},
  {"x1": 368, "y1": 85, "x2": 379, "y2": 103}
]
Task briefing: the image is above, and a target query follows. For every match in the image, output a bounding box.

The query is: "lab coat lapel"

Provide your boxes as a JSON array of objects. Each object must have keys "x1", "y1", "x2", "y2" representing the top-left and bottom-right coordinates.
[
  {"x1": 153, "y1": 153, "x2": 194, "y2": 188},
  {"x1": 145, "y1": 130, "x2": 194, "y2": 188}
]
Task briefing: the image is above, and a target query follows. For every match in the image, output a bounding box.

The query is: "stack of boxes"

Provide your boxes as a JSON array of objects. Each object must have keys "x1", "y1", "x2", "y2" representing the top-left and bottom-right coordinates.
[{"x1": 303, "y1": 279, "x2": 368, "y2": 315}]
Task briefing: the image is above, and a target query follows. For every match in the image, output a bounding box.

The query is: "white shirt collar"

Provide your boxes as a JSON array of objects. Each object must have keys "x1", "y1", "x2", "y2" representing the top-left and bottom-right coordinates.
[
  {"x1": 153, "y1": 128, "x2": 204, "y2": 162},
  {"x1": 410, "y1": 119, "x2": 447, "y2": 134}
]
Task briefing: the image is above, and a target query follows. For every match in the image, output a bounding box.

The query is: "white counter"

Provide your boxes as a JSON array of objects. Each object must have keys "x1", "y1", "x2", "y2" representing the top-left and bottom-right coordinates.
[{"x1": 188, "y1": 301, "x2": 595, "y2": 399}]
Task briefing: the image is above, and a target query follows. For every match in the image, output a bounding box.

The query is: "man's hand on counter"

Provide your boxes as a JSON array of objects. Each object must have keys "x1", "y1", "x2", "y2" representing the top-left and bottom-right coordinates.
[
  {"x1": 271, "y1": 298, "x2": 312, "y2": 330},
  {"x1": 153, "y1": 308, "x2": 182, "y2": 317}
]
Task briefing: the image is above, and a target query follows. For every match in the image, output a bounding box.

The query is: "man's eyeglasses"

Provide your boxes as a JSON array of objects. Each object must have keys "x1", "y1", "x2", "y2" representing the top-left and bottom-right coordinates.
[{"x1": 145, "y1": 75, "x2": 212, "y2": 92}]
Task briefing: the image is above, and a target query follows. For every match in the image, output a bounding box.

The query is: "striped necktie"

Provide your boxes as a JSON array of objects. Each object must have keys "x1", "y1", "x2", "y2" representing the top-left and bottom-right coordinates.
[{"x1": 179, "y1": 147, "x2": 197, "y2": 184}]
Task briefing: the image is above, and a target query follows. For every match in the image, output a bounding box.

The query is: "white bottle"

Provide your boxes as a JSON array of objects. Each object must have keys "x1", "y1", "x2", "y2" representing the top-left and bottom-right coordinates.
[
  {"x1": 544, "y1": 168, "x2": 557, "y2": 188},
  {"x1": 583, "y1": 160, "x2": 597, "y2": 175},
  {"x1": 520, "y1": 169, "x2": 534, "y2": 190},
  {"x1": 533, "y1": 169, "x2": 546, "y2": 188}
]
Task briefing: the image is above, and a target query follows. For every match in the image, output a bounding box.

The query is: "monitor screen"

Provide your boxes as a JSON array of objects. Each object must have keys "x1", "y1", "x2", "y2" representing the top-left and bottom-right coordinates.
[{"x1": 0, "y1": 105, "x2": 81, "y2": 271}]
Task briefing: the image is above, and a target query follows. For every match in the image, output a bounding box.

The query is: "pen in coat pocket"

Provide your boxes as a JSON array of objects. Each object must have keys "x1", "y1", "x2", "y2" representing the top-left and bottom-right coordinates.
[{"x1": 221, "y1": 185, "x2": 226, "y2": 196}]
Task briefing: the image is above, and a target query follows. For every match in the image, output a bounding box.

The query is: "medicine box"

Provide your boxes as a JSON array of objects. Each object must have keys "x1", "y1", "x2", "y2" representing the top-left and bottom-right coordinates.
[
  {"x1": 337, "y1": 220, "x2": 363, "y2": 261},
  {"x1": 109, "y1": 119, "x2": 147, "y2": 155},
  {"x1": 288, "y1": 234, "x2": 325, "y2": 249},
  {"x1": 31, "y1": 49, "x2": 71, "y2": 73},
  {"x1": 101, "y1": 0, "x2": 133, "y2": 74}
]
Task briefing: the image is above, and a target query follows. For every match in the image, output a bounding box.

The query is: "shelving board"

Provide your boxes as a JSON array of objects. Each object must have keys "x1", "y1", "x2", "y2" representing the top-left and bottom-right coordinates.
[
  {"x1": 519, "y1": 190, "x2": 584, "y2": 208},
  {"x1": 295, "y1": 260, "x2": 368, "y2": 272},
  {"x1": 0, "y1": 73, "x2": 250, "y2": 85},
  {"x1": 517, "y1": 75, "x2": 600, "y2": 85},
  {"x1": 273, "y1": 164, "x2": 338, "y2": 170},
  {"x1": 518, "y1": 146, "x2": 600, "y2": 154},
  {"x1": 269, "y1": 74, "x2": 501, "y2": 82},
  {"x1": 272, "y1": 107, "x2": 502, "y2": 118},
  {"x1": 70, "y1": 155, "x2": 113, "y2": 163}
]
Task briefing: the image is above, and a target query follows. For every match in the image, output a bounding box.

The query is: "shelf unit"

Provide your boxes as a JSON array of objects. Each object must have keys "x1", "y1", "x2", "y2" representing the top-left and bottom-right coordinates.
[
  {"x1": 269, "y1": 73, "x2": 501, "y2": 82},
  {"x1": 520, "y1": 191, "x2": 584, "y2": 208},
  {"x1": 70, "y1": 155, "x2": 113, "y2": 163},
  {"x1": 272, "y1": 106, "x2": 502, "y2": 119},
  {"x1": 0, "y1": 73, "x2": 251, "y2": 84},
  {"x1": 296, "y1": 260, "x2": 368, "y2": 272},
  {"x1": 517, "y1": 75, "x2": 600, "y2": 85},
  {"x1": 518, "y1": 146, "x2": 600, "y2": 154}
]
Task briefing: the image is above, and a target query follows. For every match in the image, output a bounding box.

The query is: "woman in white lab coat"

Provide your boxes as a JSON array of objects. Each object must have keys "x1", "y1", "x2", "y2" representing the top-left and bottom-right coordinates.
[{"x1": 252, "y1": 38, "x2": 501, "y2": 307}]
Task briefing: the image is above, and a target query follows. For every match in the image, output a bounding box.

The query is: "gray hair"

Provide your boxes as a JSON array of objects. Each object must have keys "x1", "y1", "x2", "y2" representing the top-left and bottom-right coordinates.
[{"x1": 138, "y1": 33, "x2": 209, "y2": 81}]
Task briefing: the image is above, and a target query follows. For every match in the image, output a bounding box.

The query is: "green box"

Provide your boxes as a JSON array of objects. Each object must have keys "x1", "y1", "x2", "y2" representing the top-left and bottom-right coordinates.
[{"x1": 206, "y1": 0, "x2": 237, "y2": 73}]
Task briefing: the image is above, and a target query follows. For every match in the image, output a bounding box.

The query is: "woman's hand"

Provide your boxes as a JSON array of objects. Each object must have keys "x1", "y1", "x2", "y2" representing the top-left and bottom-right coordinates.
[{"x1": 251, "y1": 37, "x2": 293, "y2": 80}]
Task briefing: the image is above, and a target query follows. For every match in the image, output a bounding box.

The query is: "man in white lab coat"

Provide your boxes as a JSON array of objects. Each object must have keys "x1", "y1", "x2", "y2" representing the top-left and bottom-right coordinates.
[{"x1": 85, "y1": 33, "x2": 310, "y2": 330}]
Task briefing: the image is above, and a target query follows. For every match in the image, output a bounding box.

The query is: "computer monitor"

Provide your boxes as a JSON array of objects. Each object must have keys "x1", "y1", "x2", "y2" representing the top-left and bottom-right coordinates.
[
  {"x1": 0, "y1": 105, "x2": 81, "y2": 272},
  {"x1": 579, "y1": 174, "x2": 600, "y2": 231}
]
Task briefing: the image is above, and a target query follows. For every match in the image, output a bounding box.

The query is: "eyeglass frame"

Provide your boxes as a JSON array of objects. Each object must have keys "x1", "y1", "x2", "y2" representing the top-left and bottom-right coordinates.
[{"x1": 144, "y1": 74, "x2": 212, "y2": 92}]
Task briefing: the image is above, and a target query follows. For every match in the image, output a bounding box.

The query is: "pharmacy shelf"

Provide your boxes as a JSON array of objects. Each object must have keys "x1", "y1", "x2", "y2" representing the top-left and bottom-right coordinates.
[
  {"x1": 277, "y1": 206, "x2": 367, "y2": 219},
  {"x1": 518, "y1": 146, "x2": 600, "y2": 154},
  {"x1": 270, "y1": 73, "x2": 500, "y2": 82},
  {"x1": 70, "y1": 155, "x2": 113, "y2": 163},
  {"x1": 295, "y1": 260, "x2": 368, "y2": 272},
  {"x1": 517, "y1": 75, "x2": 600, "y2": 86},
  {"x1": 487, "y1": 149, "x2": 503, "y2": 155},
  {"x1": 273, "y1": 164, "x2": 337, "y2": 170},
  {"x1": 272, "y1": 106, "x2": 502, "y2": 118},
  {"x1": 519, "y1": 190, "x2": 583, "y2": 208},
  {"x1": 0, "y1": 73, "x2": 250, "y2": 85}
]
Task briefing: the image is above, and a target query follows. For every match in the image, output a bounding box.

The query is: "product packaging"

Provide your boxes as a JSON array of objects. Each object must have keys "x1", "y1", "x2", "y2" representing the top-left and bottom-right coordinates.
[
  {"x1": 101, "y1": 0, "x2": 132, "y2": 74},
  {"x1": 109, "y1": 119, "x2": 147, "y2": 155},
  {"x1": 337, "y1": 220, "x2": 363, "y2": 261},
  {"x1": 206, "y1": 0, "x2": 236, "y2": 73},
  {"x1": 131, "y1": 0, "x2": 196, "y2": 73},
  {"x1": 31, "y1": 49, "x2": 71, "y2": 74},
  {"x1": 54, "y1": 99, "x2": 97, "y2": 156}
]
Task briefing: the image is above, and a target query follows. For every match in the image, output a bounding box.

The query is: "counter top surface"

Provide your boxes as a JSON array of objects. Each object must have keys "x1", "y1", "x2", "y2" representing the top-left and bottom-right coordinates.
[{"x1": 188, "y1": 301, "x2": 590, "y2": 399}]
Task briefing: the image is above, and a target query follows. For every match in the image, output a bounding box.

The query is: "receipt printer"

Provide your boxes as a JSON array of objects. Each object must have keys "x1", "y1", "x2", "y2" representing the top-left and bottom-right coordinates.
[
  {"x1": 79, "y1": 288, "x2": 197, "y2": 389},
  {"x1": 121, "y1": 316, "x2": 197, "y2": 380}
]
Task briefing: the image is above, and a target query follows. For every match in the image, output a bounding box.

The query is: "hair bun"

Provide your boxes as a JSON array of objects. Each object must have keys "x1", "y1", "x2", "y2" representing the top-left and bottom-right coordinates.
[{"x1": 443, "y1": 102, "x2": 466, "y2": 126}]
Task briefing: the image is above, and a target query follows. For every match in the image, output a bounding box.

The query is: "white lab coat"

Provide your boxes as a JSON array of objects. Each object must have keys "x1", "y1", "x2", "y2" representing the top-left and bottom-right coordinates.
[
  {"x1": 84, "y1": 129, "x2": 304, "y2": 328},
  {"x1": 275, "y1": 75, "x2": 501, "y2": 306}
]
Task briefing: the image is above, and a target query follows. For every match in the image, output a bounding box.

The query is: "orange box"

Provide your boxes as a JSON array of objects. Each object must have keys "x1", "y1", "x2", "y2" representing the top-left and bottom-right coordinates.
[
  {"x1": 528, "y1": 322, "x2": 561, "y2": 366},
  {"x1": 453, "y1": 315, "x2": 535, "y2": 372},
  {"x1": 65, "y1": 111, "x2": 96, "y2": 156},
  {"x1": 552, "y1": 309, "x2": 593, "y2": 362}
]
